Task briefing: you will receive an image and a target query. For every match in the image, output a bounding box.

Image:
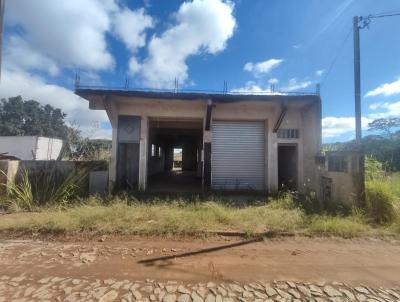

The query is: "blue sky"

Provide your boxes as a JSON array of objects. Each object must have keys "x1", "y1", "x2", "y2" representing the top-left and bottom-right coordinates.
[{"x1": 1, "y1": 0, "x2": 400, "y2": 142}]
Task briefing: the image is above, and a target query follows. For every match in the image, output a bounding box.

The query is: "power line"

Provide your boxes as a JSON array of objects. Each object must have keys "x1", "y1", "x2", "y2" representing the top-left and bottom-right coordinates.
[
  {"x1": 369, "y1": 10, "x2": 400, "y2": 19},
  {"x1": 320, "y1": 26, "x2": 352, "y2": 87},
  {"x1": 320, "y1": 8, "x2": 400, "y2": 88}
]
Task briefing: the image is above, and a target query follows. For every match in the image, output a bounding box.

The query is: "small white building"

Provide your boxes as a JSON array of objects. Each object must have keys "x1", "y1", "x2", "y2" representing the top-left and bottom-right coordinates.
[
  {"x1": 0, "y1": 136, "x2": 63, "y2": 160},
  {"x1": 76, "y1": 89, "x2": 322, "y2": 194}
]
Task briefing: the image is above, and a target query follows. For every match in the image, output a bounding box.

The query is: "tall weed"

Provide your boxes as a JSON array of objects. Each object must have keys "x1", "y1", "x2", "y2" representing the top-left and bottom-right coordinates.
[
  {"x1": 365, "y1": 156, "x2": 386, "y2": 181},
  {"x1": 365, "y1": 180, "x2": 396, "y2": 224},
  {"x1": 1, "y1": 170, "x2": 34, "y2": 211},
  {"x1": 1, "y1": 167, "x2": 89, "y2": 211}
]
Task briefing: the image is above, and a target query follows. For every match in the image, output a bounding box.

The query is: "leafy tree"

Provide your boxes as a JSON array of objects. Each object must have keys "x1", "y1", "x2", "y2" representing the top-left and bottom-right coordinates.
[
  {"x1": 65, "y1": 122, "x2": 111, "y2": 161},
  {"x1": 0, "y1": 96, "x2": 68, "y2": 139},
  {"x1": 368, "y1": 117, "x2": 400, "y2": 138},
  {"x1": 0, "y1": 96, "x2": 111, "y2": 161}
]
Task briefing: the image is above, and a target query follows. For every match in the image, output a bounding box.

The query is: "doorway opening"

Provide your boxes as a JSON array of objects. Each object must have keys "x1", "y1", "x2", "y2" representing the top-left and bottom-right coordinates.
[
  {"x1": 147, "y1": 119, "x2": 203, "y2": 193},
  {"x1": 173, "y1": 148, "x2": 183, "y2": 171},
  {"x1": 278, "y1": 144, "x2": 298, "y2": 191}
]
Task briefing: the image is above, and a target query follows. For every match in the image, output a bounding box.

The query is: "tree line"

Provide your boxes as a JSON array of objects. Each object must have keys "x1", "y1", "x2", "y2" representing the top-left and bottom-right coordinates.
[{"x1": 324, "y1": 118, "x2": 400, "y2": 171}]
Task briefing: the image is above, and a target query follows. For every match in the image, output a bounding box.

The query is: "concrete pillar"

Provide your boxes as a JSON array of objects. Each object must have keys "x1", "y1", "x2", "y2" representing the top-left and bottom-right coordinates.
[
  {"x1": 203, "y1": 101, "x2": 213, "y2": 190},
  {"x1": 104, "y1": 99, "x2": 118, "y2": 192},
  {"x1": 109, "y1": 126, "x2": 118, "y2": 190},
  {"x1": 196, "y1": 143, "x2": 202, "y2": 178},
  {"x1": 298, "y1": 111, "x2": 304, "y2": 192},
  {"x1": 268, "y1": 118, "x2": 278, "y2": 193},
  {"x1": 138, "y1": 116, "x2": 149, "y2": 191},
  {"x1": 0, "y1": 160, "x2": 19, "y2": 195},
  {"x1": 264, "y1": 120, "x2": 269, "y2": 191}
]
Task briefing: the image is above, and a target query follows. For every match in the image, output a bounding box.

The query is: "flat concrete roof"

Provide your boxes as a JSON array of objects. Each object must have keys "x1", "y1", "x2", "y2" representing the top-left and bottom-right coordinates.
[{"x1": 75, "y1": 88, "x2": 320, "y2": 104}]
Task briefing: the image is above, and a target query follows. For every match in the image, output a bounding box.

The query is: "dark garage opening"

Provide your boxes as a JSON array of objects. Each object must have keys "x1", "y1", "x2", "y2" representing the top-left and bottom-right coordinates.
[
  {"x1": 278, "y1": 144, "x2": 298, "y2": 190},
  {"x1": 147, "y1": 119, "x2": 203, "y2": 193}
]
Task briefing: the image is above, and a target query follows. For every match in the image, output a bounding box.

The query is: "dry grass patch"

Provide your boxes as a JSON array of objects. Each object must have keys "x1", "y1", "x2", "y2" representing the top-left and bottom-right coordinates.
[
  {"x1": 0, "y1": 201, "x2": 305, "y2": 236},
  {"x1": 1, "y1": 175, "x2": 399, "y2": 239}
]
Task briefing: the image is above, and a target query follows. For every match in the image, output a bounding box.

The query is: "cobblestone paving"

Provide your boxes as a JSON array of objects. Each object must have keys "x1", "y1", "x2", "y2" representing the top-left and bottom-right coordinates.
[{"x1": 1, "y1": 274, "x2": 399, "y2": 302}]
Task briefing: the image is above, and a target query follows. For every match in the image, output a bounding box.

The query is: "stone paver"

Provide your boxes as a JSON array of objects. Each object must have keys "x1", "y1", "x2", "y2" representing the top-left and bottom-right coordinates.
[{"x1": 0, "y1": 274, "x2": 399, "y2": 301}]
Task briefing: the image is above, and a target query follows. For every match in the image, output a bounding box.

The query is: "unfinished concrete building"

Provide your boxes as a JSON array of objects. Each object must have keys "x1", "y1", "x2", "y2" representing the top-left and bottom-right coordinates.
[{"x1": 76, "y1": 89, "x2": 322, "y2": 194}]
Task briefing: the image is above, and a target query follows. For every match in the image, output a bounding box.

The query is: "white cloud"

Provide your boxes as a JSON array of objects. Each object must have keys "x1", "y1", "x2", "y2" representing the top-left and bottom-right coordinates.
[
  {"x1": 136, "y1": 0, "x2": 236, "y2": 88},
  {"x1": 382, "y1": 101, "x2": 400, "y2": 115},
  {"x1": 80, "y1": 126, "x2": 112, "y2": 140},
  {"x1": 315, "y1": 69, "x2": 325, "y2": 77},
  {"x1": 113, "y1": 7, "x2": 154, "y2": 75},
  {"x1": 244, "y1": 59, "x2": 283, "y2": 76},
  {"x1": 113, "y1": 8, "x2": 154, "y2": 59},
  {"x1": 282, "y1": 78, "x2": 312, "y2": 92},
  {"x1": 268, "y1": 78, "x2": 279, "y2": 84},
  {"x1": 231, "y1": 81, "x2": 284, "y2": 95},
  {"x1": 368, "y1": 102, "x2": 383, "y2": 110},
  {"x1": 368, "y1": 100, "x2": 400, "y2": 119},
  {"x1": 4, "y1": 35, "x2": 60, "y2": 76},
  {"x1": 92, "y1": 128, "x2": 112, "y2": 140},
  {"x1": 5, "y1": 0, "x2": 117, "y2": 73},
  {"x1": 113, "y1": 8, "x2": 153, "y2": 52},
  {"x1": 322, "y1": 116, "x2": 371, "y2": 138},
  {"x1": 292, "y1": 44, "x2": 302, "y2": 49},
  {"x1": 0, "y1": 69, "x2": 110, "y2": 138},
  {"x1": 365, "y1": 78, "x2": 400, "y2": 97}
]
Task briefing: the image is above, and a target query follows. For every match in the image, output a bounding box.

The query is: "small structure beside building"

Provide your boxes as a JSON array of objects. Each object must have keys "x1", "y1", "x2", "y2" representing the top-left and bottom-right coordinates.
[
  {"x1": 76, "y1": 88, "x2": 322, "y2": 195},
  {"x1": 320, "y1": 150, "x2": 364, "y2": 206},
  {"x1": 0, "y1": 136, "x2": 63, "y2": 160}
]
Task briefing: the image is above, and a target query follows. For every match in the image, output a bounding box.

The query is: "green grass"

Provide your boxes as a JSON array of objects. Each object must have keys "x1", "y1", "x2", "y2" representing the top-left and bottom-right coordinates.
[
  {"x1": 0, "y1": 198, "x2": 306, "y2": 236},
  {"x1": 307, "y1": 215, "x2": 374, "y2": 237},
  {"x1": 0, "y1": 193, "x2": 396, "y2": 238},
  {"x1": 387, "y1": 173, "x2": 400, "y2": 200},
  {"x1": 0, "y1": 169, "x2": 399, "y2": 239}
]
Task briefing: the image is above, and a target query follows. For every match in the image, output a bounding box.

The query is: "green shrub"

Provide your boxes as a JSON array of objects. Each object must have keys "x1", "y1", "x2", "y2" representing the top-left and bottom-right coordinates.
[{"x1": 365, "y1": 180, "x2": 396, "y2": 224}]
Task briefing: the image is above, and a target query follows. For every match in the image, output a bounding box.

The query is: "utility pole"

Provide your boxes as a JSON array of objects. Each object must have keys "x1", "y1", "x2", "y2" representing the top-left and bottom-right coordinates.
[
  {"x1": 353, "y1": 16, "x2": 365, "y2": 205},
  {"x1": 0, "y1": 0, "x2": 5, "y2": 81},
  {"x1": 353, "y1": 16, "x2": 362, "y2": 145}
]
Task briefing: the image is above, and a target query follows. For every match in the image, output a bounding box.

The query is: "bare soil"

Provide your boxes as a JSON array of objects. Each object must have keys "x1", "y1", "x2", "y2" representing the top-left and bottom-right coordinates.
[{"x1": 1, "y1": 235, "x2": 400, "y2": 288}]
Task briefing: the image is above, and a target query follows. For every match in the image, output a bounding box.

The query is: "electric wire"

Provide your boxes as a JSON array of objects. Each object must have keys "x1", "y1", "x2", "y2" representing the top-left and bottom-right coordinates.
[
  {"x1": 320, "y1": 10, "x2": 400, "y2": 88},
  {"x1": 320, "y1": 26, "x2": 352, "y2": 87},
  {"x1": 369, "y1": 10, "x2": 400, "y2": 19}
]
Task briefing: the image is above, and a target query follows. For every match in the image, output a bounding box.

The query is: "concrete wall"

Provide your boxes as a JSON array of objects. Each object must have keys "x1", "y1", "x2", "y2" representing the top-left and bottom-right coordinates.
[
  {"x1": 0, "y1": 136, "x2": 63, "y2": 160},
  {"x1": 148, "y1": 150, "x2": 165, "y2": 176},
  {"x1": 301, "y1": 102, "x2": 322, "y2": 193},
  {"x1": 321, "y1": 151, "x2": 362, "y2": 206},
  {"x1": 89, "y1": 171, "x2": 109, "y2": 195},
  {"x1": 88, "y1": 96, "x2": 321, "y2": 193}
]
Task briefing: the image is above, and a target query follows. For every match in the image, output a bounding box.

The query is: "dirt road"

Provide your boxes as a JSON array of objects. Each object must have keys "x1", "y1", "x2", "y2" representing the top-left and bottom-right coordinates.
[
  {"x1": 0, "y1": 237, "x2": 400, "y2": 302},
  {"x1": 0, "y1": 236, "x2": 400, "y2": 301}
]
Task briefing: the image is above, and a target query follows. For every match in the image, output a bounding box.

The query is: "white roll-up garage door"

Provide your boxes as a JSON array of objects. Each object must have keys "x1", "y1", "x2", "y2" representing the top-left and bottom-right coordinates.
[{"x1": 211, "y1": 121, "x2": 265, "y2": 190}]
